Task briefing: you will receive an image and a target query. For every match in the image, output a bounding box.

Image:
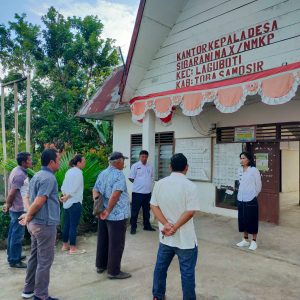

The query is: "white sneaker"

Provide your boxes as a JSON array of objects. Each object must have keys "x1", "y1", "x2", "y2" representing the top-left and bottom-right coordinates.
[
  {"x1": 236, "y1": 239, "x2": 250, "y2": 247},
  {"x1": 249, "y1": 240, "x2": 258, "y2": 251}
]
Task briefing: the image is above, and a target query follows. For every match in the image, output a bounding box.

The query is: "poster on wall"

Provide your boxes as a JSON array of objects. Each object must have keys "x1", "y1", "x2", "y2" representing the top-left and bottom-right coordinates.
[
  {"x1": 213, "y1": 143, "x2": 243, "y2": 188},
  {"x1": 175, "y1": 138, "x2": 211, "y2": 181},
  {"x1": 234, "y1": 126, "x2": 256, "y2": 142},
  {"x1": 255, "y1": 153, "x2": 269, "y2": 172}
]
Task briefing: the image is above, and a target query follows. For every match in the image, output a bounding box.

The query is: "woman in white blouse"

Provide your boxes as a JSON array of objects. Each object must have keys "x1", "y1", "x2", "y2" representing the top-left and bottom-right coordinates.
[
  {"x1": 60, "y1": 155, "x2": 86, "y2": 254},
  {"x1": 236, "y1": 152, "x2": 262, "y2": 251}
]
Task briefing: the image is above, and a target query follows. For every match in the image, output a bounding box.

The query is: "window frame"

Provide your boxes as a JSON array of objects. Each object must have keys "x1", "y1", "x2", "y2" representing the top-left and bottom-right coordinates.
[{"x1": 130, "y1": 132, "x2": 174, "y2": 180}]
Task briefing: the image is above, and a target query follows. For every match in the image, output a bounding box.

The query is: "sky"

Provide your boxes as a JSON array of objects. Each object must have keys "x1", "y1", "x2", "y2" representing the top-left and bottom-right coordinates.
[{"x1": 0, "y1": 0, "x2": 140, "y2": 57}]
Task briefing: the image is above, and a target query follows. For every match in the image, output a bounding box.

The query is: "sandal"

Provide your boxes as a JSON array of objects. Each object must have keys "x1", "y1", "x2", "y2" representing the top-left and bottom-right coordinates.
[{"x1": 69, "y1": 249, "x2": 86, "y2": 255}]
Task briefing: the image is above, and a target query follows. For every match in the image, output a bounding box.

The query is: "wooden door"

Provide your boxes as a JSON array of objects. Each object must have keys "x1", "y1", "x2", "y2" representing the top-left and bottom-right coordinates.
[{"x1": 250, "y1": 142, "x2": 280, "y2": 224}]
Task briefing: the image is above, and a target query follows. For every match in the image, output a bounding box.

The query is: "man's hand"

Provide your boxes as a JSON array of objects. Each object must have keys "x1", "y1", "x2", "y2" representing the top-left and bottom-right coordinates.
[
  {"x1": 99, "y1": 209, "x2": 110, "y2": 220},
  {"x1": 18, "y1": 213, "x2": 32, "y2": 226},
  {"x1": 2, "y1": 203, "x2": 9, "y2": 213},
  {"x1": 162, "y1": 222, "x2": 176, "y2": 236}
]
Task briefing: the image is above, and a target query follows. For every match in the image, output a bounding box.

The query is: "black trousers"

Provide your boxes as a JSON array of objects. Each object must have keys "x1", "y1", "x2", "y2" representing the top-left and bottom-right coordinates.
[
  {"x1": 130, "y1": 192, "x2": 151, "y2": 229},
  {"x1": 238, "y1": 197, "x2": 259, "y2": 234},
  {"x1": 96, "y1": 218, "x2": 127, "y2": 276}
]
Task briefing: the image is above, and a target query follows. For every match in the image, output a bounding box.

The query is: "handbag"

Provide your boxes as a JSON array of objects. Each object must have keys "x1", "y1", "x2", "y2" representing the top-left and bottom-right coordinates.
[
  {"x1": 93, "y1": 194, "x2": 105, "y2": 215},
  {"x1": 93, "y1": 169, "x2": 111, "y2": 216}
]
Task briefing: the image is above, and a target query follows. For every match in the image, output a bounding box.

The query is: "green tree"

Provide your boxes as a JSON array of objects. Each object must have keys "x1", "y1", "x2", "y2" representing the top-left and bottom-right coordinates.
[
  {"x1": 0, "y1": 14, "x2": 41, "y2": 158},
  {"x1": 0, "y1": 7, "x2": 119, "y2": 155}
]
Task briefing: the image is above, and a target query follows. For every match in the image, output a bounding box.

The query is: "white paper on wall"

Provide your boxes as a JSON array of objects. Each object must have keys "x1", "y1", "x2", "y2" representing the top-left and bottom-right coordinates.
[
  {"x1": 175, "y1": 138, "x2": 211, "y2": 181},
  {"x1": 213, "y1": 143, "x2": 243, "y2": 188}
]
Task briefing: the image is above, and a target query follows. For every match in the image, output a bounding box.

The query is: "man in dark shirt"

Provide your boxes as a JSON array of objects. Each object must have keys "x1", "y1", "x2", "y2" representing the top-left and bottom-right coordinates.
[
  {"x1": 3, "y1": 152, "x2": 32, "y2": 268},
  {"x1": 19, "y1": 148, "x2": 60, "y2": 300}
]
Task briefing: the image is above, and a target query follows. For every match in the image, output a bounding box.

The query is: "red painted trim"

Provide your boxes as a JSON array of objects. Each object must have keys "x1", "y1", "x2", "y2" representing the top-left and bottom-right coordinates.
[
  {"x1": 130, "y1": 61, "x2": 300, "y2": 104},
  {"x1": 119, "y1": 0, "x2": 146, "y2": 102},
  {"x1": 160, "y1": 109, "x2": 174, "y2": 123}
]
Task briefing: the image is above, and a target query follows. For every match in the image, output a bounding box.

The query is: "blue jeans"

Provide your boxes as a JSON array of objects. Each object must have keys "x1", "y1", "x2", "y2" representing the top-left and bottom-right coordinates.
[
  {"x1": 62, "y1": 202, "x2": 82, "y2": 246},
  {"x1": 153, "y1": 243, "x2": 198, "y2": 300},
  {"x1": 7, "y1": 211, "x2": 25, "y2": 264}
]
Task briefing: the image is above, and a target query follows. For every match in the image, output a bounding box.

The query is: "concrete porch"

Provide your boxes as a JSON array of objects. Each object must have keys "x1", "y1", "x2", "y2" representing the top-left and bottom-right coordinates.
[{"x1": 0, "y1": 213, "x2": 299, "y2": 300}]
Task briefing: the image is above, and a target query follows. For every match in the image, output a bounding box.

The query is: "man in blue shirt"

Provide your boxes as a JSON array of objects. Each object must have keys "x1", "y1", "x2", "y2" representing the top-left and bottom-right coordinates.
[
  {"x1": 93, "y1": 152, "x2": 131, "y2": 280},
  {"x1": 19, "y1": 148, "x2": 60, "y2": 300}
]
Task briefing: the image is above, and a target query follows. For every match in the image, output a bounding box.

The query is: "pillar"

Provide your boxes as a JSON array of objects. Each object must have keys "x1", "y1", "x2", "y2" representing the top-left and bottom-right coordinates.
[{"x1": 142, "y1": 110, "x2": 156, "y2": 171}]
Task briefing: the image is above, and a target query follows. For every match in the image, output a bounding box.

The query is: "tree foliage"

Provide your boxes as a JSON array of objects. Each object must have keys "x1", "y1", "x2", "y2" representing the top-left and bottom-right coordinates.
[{"x1": 0, "y1": 7, "x2": 119, "y2": 156}]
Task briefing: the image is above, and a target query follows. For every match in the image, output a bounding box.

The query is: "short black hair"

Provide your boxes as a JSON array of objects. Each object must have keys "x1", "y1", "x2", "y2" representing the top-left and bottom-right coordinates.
[
  {"x1": 16, "y1": 152, "x2": 31, "y2": 166},
  {"x1": 139, "y1": 150, "x2": 149, "y2": 156},
  {"x1": 69, "y1": 154, "x2": 83, "y2": 167},
  {"x1": 170, "y1": 153, "x2": 188, "y2": 172},
  {"x1": 240, "y1": 152, "x2": 256, "y2": 167},
  {"x1": 41, "y1": 148, "x2": 58, "y2": 166}
]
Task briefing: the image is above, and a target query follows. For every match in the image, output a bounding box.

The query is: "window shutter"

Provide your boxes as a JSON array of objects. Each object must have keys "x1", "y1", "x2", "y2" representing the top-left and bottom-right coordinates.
[{"x1": 130, "y1": 132, "x2": 174, "y2": 179}]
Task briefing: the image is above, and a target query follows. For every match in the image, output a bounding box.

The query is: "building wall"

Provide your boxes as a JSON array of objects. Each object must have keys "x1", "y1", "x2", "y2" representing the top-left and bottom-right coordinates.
[
  {"x1": 115, "y1": 0, "x2": 300, "y2": 217},
  {"x1": 192, "y1": 93, "x2": 300, "y2": 130},
  {"x1": 113, "y1": 96, "x2": 300, "y2": 218},
  {"x1": 281, "y1": 142, "x2": 299, "y2": 193},
  {"x1": 113, "y1": 111, "x2": 237, "y2": 218},
  {"x1": 134, "y1": 0, "x2": 300, "y2": 96}
]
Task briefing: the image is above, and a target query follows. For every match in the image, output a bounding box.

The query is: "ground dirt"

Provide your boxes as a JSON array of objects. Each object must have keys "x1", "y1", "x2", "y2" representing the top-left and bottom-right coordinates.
[{"x1": 0, "y1": 212, "x2": 299, "y2": 300}]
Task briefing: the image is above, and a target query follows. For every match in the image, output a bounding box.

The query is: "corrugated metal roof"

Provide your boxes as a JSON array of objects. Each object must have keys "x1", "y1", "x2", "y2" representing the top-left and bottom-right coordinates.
[{"x1": 76, "y1": 66, "x2": 129, "y2": 119}]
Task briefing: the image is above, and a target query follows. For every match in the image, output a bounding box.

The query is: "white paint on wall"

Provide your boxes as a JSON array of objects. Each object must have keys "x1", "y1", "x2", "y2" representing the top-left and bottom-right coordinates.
[
  {"x1": 113, "y1": 93, "x2": 300, "y2": 218},
  {"x1": 132, "y1": 0, "x2": 300, "y2": 97},
  {"x1": 112, "y1": 0, "x2": 300, "y2": 219},
  {"x1": 197, "y1": 94, "x2": 300, "y2": 129},
  {"x1": 281, "y1": 148, "x2": 299, "y2": 193},
  {"x1": 113, "y1": 112, "x2": 226, "y2": 217}
]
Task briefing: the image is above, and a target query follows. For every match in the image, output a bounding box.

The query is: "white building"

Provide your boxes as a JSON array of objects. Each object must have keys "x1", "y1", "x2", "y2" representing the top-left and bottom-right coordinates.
[{"x1": 78, "y1": 0, "x2": 300, "y2": 225}]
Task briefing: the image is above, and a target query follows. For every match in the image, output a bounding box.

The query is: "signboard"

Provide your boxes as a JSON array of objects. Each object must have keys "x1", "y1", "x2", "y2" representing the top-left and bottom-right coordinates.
[
  {"x1": 255, "y1": 153, "x2": 269, "y2": 172},
  {"x1": 234, "y1": 126, "x2": 256, "y2": 142},
  {"x1": 176, "y1": 19, "x2": 278, "y2": 88},
  {"x1": 175, "y1": 138, "x2": 211, "y2": 181}
]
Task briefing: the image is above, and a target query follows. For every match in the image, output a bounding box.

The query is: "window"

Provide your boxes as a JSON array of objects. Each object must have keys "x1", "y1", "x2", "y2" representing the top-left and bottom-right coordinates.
[
  {"x1": 130, "y1": 132, "x2": 174, "y2": 180},
  {"x1": 130, "y1": 134, "x2": 142, "y2": 165}
]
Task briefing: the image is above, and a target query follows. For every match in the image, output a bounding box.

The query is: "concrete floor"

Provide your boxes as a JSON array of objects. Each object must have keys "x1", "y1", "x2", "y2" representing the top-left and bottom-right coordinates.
[
  {"x1": 280, "y1": 191, "x2": 300, "y2": 229},
  {"x1": 0, "y1": 213, "x2": 300, "y2": 300}
]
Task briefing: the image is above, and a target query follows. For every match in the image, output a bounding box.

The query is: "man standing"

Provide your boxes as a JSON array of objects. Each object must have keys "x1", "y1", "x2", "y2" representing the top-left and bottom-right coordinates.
[
  {"x1": 3, "y1": 152, "x2": 32, "y2": 268},
  {"x1": 93, "y1": 152, "x2": 131, "y2": 279},
  {"x1": 20, "y1": 148, "x2": 60, "y2": 300},
  {"x1": 150, "y1": 153, "x2": 200, "y2": 300},
  {"x1": 129, "y1": 150, "x2": 155, "y2": 234}
]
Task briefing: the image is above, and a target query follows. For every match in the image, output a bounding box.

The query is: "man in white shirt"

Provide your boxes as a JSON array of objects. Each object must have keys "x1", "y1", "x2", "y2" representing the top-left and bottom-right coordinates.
[
  {"x1": 150, "y1": 153, "x2": 200, "y2": 300},
  {"x1": 129, "y1": 150, "x2": 155, "y2": 234}
]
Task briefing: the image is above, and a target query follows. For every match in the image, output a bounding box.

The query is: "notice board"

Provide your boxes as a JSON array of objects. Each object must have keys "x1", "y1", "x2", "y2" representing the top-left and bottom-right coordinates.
[
  {"x1": 175, "y1": 137, "x2": 212, "y2": 181},
  {"x1": 213, "y1": 143, "x2": 243, "y2": 188}
]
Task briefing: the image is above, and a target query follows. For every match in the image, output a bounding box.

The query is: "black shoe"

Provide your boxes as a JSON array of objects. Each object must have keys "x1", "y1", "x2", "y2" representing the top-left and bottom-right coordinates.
[
  {"x1": 130, "y1": 228, "x2": 136, "y2": 235},
  {"x1": 21, "y1": 255, "x2": 27, "y2": 261},
  {"x1": 153, "y1": 296, "x2": 165, "y2": 300},
  {"x1": 96, "y1": 267, "x2": 106, "y2": 274},
  {"x1": 143, "y1": 226, "x2": 156, "y2": 231},
  {"x1": 107, "y1": 271, "x2": 132, "y2": 279},
  {"x1": 10, "y1": 261, "x2": 27, "y2": 268}
]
